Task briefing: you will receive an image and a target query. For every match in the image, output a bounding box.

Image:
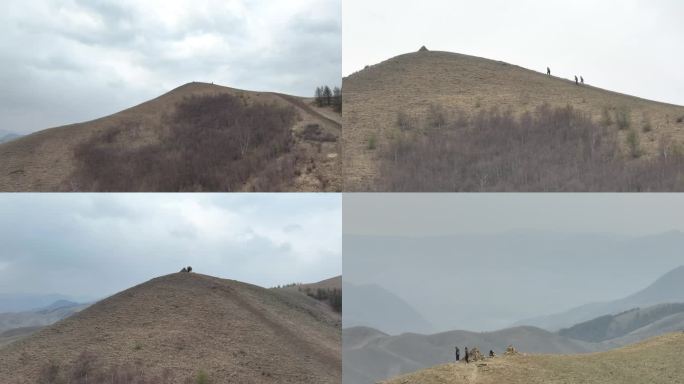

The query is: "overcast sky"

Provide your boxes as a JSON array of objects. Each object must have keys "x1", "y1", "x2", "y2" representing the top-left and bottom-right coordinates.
[
  {"x1": 0, "y1": 0, "x2": 341, "y2": 135},
  {"x1": 344, "y1": 194, "x2": 684, "y2": 332},
  {"x1": 0, "y1": 194, "x2": 341, "y2": 302},
  {"x1": 343, "y1": 0, "x2": 684, "y2": 106}
]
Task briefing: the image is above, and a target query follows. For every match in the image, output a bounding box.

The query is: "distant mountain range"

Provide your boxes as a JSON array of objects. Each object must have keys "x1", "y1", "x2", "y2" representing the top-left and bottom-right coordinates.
[
  {"x1": 0, "y1": 132, "x2": 21, "y2": 144},
  {"x1": 343, "y1": 266, "x2": 684, "y2": 384},
  {"x1": 516, "y1": 265, "x2": 684, "y2": 331},
  {"x1": 0, "y1": 293, "x2": 79, "y2": 313},
  {"x1": 343, "y1": 282, "x2": 433, "y2": 335},
  {"x1": 0, "y1": 300, "x2": 89, "y2": 347}
]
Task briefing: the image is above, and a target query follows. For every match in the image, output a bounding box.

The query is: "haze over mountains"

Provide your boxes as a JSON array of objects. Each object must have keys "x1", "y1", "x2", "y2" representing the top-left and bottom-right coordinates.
[
  {"x1": 342, "y1": 49, "x2": 684, "y2": 191},
  {"x1": 345, "y1": 231, "x2": 684, "y2": 333},
  {"x1": 0, "y1": 82, "x2": 341, "y2": 192},
  {"x1": 343, "y1": 266, "x2": 684, "y2": 384},
  {"x1": 518, "y1": 265, "x2": 684, "y2": 331},
  {"x1": 0, "y1": 273, "x2": 341, "y2": 384}
]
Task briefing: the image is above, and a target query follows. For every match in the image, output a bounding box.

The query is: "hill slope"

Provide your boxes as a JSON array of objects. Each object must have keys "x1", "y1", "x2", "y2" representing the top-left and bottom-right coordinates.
[
  {"x1": 342, "y1": 325, "x2": 597, "y2": 384},
  {"x1": 381, "y1": 332, "x2": 684, "y2": 384},
  {"x1": 0, "y1": 273, "x2": 341, "y2": 384},
  {"x1": 342, "y1": 49, "x2": 684, "y2": 191},
  {"x1": 0, "y1": 82, "x2": 341, "y2": 192},
  {"x1": 519, "y1": 266, "x2": 684, "y2": 331}
]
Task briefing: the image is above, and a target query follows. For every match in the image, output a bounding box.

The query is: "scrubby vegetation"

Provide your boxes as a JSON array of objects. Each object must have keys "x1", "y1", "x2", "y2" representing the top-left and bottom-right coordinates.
[
  {"x1": 72, "y1": 94, "x2": 299, "y2": 191},
  {"x1": 297, "y1": 124, "x2": 337, "y2": 142},
  {"x1": 38, "y1": 351, "x2": 175, "y2": 384},
  {"x1": 379, "y1": 104, "x2": 684, "y2": 191}
]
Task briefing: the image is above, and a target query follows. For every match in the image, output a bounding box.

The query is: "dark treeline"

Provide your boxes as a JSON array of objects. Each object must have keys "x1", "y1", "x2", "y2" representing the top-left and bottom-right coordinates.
[
  {"x1": 314, "y1": 85, "x2": 342, "y2": 112},
  {"x1": 379, "y1": 104, "x2": 684, "y2": 191},
  {"x1": 299, "y1": 286, "x2": 342, "y2": 313},
  {"x1": 72, "y1": 93, "x2": 300, "y2": 192}
]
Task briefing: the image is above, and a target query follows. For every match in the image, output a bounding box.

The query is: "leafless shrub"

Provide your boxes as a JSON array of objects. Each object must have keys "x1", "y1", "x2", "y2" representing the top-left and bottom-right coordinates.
[
  {"x1": 297, "y1": 124, "x2": 337, "y2": 142},
  {"x1": 641, "y1": 113, "x2": 652, "y2": 132},
  {"x1": 38, "y1": 352, "x2": 177, "y2": 384},
  {"x1": 396, "y1": 111, "x2": 416, "y2": 131},
  {"x1": 379, "y1": 104, "x2": 684, "y2": 191},
  {"x1": 615, "y1": 107, "x2": 631, "y2": 130},
  {"x1": 600, "y1": 107, "x2": 613, "y2": 127},
  {"x1": 426, "y1": 104, "x2": 447, "y2": 128},
  {"x1": 72, "y1": 94, "x2": 298, "y2": 191}
]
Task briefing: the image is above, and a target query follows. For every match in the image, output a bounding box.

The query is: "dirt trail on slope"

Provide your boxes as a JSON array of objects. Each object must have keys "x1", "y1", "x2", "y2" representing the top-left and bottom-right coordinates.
[{"x1": 274, "y1": 93, "x2": 341, "y2": 128}]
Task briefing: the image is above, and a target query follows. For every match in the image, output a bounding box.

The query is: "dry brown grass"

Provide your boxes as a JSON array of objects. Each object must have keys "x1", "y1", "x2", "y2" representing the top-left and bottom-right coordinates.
[
  {"x1": 382, "y1": 332, "x2": 684, "y2": 384},
  {"x1": 0, "y1": 82, "x2": 341, "y2": 192},
  {"x1": 342, "y1": 50, "x2": 684, "y2": 191},
  {"x1": 0, "y1": 273, "x2": 341, "y2": 384}
]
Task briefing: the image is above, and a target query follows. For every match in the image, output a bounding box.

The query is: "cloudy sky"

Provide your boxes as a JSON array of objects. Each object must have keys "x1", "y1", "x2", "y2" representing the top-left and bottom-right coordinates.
[
  {"x1": 0, "y1": 194, "x2": 341, "y2": 302},
  {"x1": 0, "y1": 0, "x2": 341, "y2": 135},
  {"x1": 344, "y1": 194, "x2": 684, "y2": 332},
  {"x1": 343, "y1": 0, "x2": 684, "y2": 106}
]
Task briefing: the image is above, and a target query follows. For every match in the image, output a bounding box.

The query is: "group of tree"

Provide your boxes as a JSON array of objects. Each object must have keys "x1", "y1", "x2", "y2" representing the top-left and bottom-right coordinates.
[
  {"x1": 299, "y1": 286, "x2": 342, "y2": 313},
  {"x1": 314, "y1": 85, "x2": 342, "y2": 112}
]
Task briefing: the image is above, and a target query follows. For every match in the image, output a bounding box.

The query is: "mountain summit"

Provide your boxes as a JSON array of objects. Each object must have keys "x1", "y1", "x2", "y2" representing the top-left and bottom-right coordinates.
[{"x1": 0, "y1": 272, "x2": 341, "y2": 383}]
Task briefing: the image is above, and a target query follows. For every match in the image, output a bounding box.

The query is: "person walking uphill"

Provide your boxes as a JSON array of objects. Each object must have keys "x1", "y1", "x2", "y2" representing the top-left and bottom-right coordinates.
[
  {"x1": 547, "y1": 67, "x2": 551, "y2": 76},
  {"x1": 464, "y1": 347, "x2": 469, "y2": 364},
  {"x1": 455, "y1": 346, "x2": 460, "y2": 362},
  {"x1": 575, "y1": 75, "x2": 579, "y2": 85}
]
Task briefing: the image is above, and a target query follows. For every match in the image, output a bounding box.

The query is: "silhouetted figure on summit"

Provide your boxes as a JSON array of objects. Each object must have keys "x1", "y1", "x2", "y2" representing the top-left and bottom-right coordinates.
[
  {"x1": 547, "y1": 67, "x2": 551, "y2": 76},
  {"x1": 455, "y1": 346, "x2": 460, "y2": 362},
  {"x1": 187, "y1": 266, "x2": 193, "y2": 272},
  {"x1": 581, "y1": 76, "x2": 584, "y2": 84},
  {"x1": 575, "y1": 75, "x2": 579, "y2": 85},
  {"x1": 464, "y1": 347, "x2": 470, "y2": 364},
  {"x1": 180, "y1": 267, "x2": 188, "y2": 272}
]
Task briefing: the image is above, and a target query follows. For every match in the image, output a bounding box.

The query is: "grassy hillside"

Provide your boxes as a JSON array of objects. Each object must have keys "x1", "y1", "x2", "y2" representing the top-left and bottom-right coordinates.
[
  {"x1": 0, "y1": 273, "x2": 341, "y2": 384},
  {"x1": 382, "y1": 332, "x2": 684, "y2": 384},
  {"x1": 0, "y1": 82, "x2": 341, "y2": 192},
  {"x1": 342, "y1": 49, "x2": 684, "y2": 191}
]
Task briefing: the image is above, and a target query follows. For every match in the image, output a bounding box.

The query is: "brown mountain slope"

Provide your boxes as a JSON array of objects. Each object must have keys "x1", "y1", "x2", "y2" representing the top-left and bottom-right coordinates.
[
  {"x1": 381, "y1": 332, "x2": 684, "y2": 384},
  {"x1": 0, "y1": 273, "x2": 341, "y2": 384},
  {"x1": 342, "y1": 49, "x2": 684, "y2": 191},
  {"x1": 0, "y1": 82, "x2": 341, "y2": 192},
  {"x1": 300, "y1": 275, "x2": 342, "y2": 291}
]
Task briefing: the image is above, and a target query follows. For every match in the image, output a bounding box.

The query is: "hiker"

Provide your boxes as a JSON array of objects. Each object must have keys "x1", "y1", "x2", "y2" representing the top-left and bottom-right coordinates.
[
  {"x1": 547, "y1": 67, "x2": 551, "y2": 76},
  {"x1": 464, "y1": 347, "x2": 469, "y2": 364},
  {"x1": 575, "y1": 75, "x2": 578, "y2": 85},
  {"x1": 187, "y1": 266, "x2": 193, "y2": 272},
  {"x1": 180, "y1": 267, "x2": 187, "y2": 272},
  {"x1": 580, "y1": 76, "x2": 584, "y2": 84},
  {"x1": 455, "y1": 346, "x2": 460, "y2": 362},
  {"x1": 489, "y1": 350, "x2": 495, "y2": 358}
]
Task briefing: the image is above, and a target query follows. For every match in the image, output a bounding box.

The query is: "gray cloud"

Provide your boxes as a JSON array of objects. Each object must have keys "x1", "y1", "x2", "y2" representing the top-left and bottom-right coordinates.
[
  {"x1": 0, "y1": 0, "x2": 341, "y2": 135},
  {"x1": 0, "y1": 194, "x2": 341, "y2": 301}
]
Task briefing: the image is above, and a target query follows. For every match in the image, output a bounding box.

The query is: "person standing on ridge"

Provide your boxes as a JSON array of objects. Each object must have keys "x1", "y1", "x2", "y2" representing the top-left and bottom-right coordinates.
[
  {"x1": 581, "y1": 76, "x2": 584, "y2": 84},
  {"x1": 464, "y1": 347, "x2": 470, "y2": 364},
  {"x1": 547, "y1": 67, "x2": 551, "y2": 76},
  {"x1": 575, "y1": 75, "x2": 579, "y2": 85},
  {"x1": 455, "y1": 346, "x2": 460, "y2": 362}
]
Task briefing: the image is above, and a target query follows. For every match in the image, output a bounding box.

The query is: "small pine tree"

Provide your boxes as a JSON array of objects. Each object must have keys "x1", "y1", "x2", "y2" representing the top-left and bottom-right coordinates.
[
  {"x1": 323, "y1": 86, "x2": 333, "y2": 106},
  {"x1": 314, "y1": 87, "x2": 324, "y2": 107},
  {"x1": 332, "y1": 86, "x2": 342, "y2": 112}
]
